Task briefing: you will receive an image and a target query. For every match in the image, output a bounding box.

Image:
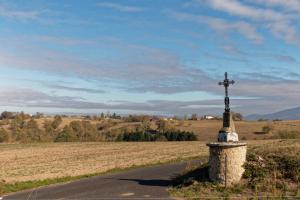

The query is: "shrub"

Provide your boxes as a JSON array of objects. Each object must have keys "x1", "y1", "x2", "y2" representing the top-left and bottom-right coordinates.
[
  {"x1": 0, "y1": 128, "x2": 8, "y2": 142},
  {"x1": 55, "y1": 121, "x2": 99, "y2": 142},
  {"x1": 261, "y1": 124, "x2": 274, "y2": 134},
  {"x1": 51, "y1": 115, "x2": 62, "y2": 129},
  {"x1": 44, "y1": 120, "x2": 56, "y2": 137},
  {"x1": 55, "y1": 126, "x2": 75, "y2": 142},
  {"x1": 243, "y1": 152, "x2": 300, "y2": 188},
  {"x1": 24, "y1": 119, "x2": 42, "y2": 142},
  {"x1": 156, "y1": 119, "x2": 171, "y2": 133},
  {"x1": 232, "y1": 112, "x2": 243, "y2": 121},
  {"x1": 118, "y1": 129, "x2": 197, "y2": 142},
  {"x1": 243, "y1": 153, "x2": 268, "y2": 187},
  {"x1": 125, "y1": 115, "x2": 150, "y2": 122},
  {"x1": 1, "y1": 111, "x2": 14, "y2": 119},
  {"x1": 258, "y1": 119, "x2": 268, "y2": 122},
  {"x1": 155, "y1": 134, "x2": 167, "y2": 141},
  {"x1": 190, "y1": 113, "x2": 198, "y2": 120},
  {"x1": 271, "y1": 155, "x2": 300, "y2": 182}
]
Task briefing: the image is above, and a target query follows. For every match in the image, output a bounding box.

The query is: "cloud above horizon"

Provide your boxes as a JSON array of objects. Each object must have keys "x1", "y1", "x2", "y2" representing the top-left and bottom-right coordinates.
[
  {"x1": 96, "y1": 2, "x2": 144, "y2": 12},
  {"x1": 0, "y1": 0, "x2": 300, "y2": 116}
]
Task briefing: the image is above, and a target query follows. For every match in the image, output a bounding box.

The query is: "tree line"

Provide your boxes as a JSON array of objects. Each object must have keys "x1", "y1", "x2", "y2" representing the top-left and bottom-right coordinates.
[
  {"x1": 0, "y1": 112, "x2": 198, "y2": 143},
  {"x1": 117, "y1": 130, "x2": 197, "y2": 141}
]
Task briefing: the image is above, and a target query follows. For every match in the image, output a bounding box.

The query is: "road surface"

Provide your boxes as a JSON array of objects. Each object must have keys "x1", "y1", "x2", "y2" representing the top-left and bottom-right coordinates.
[{"x1": 3, "y1": 160, "x2": 202, "y2": 200}]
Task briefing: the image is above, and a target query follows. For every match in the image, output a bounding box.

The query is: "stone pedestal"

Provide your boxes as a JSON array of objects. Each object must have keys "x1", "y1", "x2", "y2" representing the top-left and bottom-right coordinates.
[{"x1": 206, "y1": 142, "x2": 247, "y2": 186}]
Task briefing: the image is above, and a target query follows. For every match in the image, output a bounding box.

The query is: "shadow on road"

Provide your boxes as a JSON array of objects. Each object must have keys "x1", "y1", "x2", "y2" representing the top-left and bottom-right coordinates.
[{"x1": 116, "y1": 178, "x2": 172, "y2": 187}]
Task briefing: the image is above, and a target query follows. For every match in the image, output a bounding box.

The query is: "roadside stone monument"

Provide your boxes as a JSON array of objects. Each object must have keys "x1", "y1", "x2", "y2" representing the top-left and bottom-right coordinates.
[{"x1": 206, "y1": 72, "x2": 247, "y2": 187}]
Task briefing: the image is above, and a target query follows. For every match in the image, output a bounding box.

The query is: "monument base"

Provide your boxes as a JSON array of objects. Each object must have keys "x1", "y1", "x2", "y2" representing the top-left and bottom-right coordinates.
[{"x1": 206, "y1": 142, "x2": 247, "y2": 186}]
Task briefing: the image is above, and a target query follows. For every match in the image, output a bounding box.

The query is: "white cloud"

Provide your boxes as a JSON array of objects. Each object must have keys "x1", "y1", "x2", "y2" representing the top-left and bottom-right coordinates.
[
  {"x1": 267, "y1": 21, "x2": 300, "y2": 46},
  {"x1": 250, "y1": 0, "x2": 300, "y2": 12},
  {"x1": 165, "y1": 10, "x2": 263, "y2": 43},
  {"x1": 0, "y1": 35, "x2": 210, "y2": 94},
  {"x1": 96, "y1": 2, "x2": 144, "y2": 12},
  {"x1": 197, "y1": 0, "x2": 300, "y2": 47},
  {"x1": 0, "y1": 6, "x2": 42, "y2": 20},
  {"x1": 207, "y1": 0, "x2": 289, "y2": 21}
]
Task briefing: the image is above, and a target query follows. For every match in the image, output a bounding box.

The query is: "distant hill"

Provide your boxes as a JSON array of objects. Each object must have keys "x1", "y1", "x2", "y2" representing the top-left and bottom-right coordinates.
[{"x1": 246, "y1": 106, "x2": 300, "y2": 120}]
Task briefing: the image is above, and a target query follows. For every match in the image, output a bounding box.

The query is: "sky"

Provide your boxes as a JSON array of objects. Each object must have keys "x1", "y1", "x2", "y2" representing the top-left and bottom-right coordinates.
[{"x1": 0, "y1": 0, "x2": 300, "y2": 116}]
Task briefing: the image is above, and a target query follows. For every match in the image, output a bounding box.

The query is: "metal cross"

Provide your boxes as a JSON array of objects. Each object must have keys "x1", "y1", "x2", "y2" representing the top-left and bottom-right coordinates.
[{"x1": 218, "y1": 72, "x2": 235, "y2": 112}]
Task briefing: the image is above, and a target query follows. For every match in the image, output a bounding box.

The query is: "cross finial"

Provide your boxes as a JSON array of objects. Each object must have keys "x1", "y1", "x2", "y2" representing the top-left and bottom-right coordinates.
[
  {"x1": 218, "y1": 72, "x2": 235, "y2": 91},
  {"x1": 218, "y1": 72, "x2": 235, "y2": 112}
]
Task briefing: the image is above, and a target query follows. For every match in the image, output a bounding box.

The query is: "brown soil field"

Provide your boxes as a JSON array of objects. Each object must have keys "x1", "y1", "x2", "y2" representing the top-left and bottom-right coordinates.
[
  {"x1": 0, "y1": 142, "x2": 207, "y2": 183},
  {"x1": 0, "y1": 140, "x2": 284, "y2": 184}
]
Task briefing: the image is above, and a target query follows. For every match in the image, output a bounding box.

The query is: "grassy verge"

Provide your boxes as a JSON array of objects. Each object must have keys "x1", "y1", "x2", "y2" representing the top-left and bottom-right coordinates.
[
  {"x1": 169, "y1": 140, "x2": 300, "y2": 199},
  {"x1": 0, "y1": 155, "x2": 206, "y2": 196}
]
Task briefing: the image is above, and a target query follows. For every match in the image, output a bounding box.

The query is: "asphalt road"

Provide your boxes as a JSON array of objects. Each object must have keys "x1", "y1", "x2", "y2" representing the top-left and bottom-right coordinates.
[{"x1": 3, "y1": 160, "x2": 202, "y2": 200}]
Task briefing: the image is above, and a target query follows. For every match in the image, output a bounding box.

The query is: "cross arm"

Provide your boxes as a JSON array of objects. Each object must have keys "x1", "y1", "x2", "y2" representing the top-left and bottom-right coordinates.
[{"x1": 229, "y1": 80, "x2": 235, "y2": 85}]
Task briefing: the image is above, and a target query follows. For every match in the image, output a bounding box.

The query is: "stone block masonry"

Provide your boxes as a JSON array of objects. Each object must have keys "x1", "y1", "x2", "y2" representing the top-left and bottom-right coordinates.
[{"x1": 206, "y1": 142, "x2": 247, "y2": 186}]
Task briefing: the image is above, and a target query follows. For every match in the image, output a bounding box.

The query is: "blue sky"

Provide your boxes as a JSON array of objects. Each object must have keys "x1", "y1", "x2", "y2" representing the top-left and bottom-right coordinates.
[{"x1": 0, "y1": 0, "x2": 300, "y2": 116}]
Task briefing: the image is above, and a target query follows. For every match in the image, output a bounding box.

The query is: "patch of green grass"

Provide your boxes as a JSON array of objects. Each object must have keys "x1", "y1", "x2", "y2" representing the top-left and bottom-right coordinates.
[{"x1": 1, "y1": 155, "x2": 207, "y2": 196}]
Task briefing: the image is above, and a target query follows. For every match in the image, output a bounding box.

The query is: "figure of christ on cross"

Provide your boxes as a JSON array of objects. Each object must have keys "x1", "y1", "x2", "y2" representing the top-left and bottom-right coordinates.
[{"x1": 218, "y1": 72, "x2": 235, "y2": 128}]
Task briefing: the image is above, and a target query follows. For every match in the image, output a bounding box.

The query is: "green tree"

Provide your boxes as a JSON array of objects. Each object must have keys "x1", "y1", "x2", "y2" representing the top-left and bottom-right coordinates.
[{"x1": 55, "y1": 125, "x2": 75, "y2": 142}]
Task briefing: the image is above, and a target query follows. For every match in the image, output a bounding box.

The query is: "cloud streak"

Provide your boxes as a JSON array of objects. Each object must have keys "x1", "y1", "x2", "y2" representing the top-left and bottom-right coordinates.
[
  {"x1": 0, "y1": 36, "x2": 211, "y2": 94},
  {"x1": 2, "y1": 82, "x2": 300, "y2": 116},
  {"x1": 207, "y1": 0, "x2": 290, "y2": 21},
  {"x1": 250, "y1": 0, "x2": 300, "y2": 12},
  {"x1": 202, "y1": 0, "x2": 300, "y2": 46},
  {"x1": 0, "y1": 5, "x2": 43, "y2": 20},
  {"x1": 96, "y1": 2, "x2": 144, "y2": 12},
  {"x1": 165, "y1": 10, "x2": 263, "y2": 44},
  {"x1": 47, "y1": 84, "x2": 105, "y2": 94}
]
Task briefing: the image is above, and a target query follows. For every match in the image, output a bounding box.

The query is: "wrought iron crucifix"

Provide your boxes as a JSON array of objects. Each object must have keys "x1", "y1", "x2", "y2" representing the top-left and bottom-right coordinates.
[{"x1": 218, "y1": 72, "x2": 235, "y2": 113}]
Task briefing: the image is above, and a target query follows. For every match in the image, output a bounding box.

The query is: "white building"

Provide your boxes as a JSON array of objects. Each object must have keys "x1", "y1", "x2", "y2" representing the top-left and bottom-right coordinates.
[{"x1": 204, "y1": 115, "x2": 215, "y2": 120}]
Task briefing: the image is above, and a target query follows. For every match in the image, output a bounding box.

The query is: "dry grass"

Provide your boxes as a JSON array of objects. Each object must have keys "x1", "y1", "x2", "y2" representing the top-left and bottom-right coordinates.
[
  {"x1": 1, "y1": 139, "x2": 296, "y2": 197},
  {"x1": 170, "y1": 139, "x2": 300, "y2": 199},
  {"x1": 0, "y1": 140, "x2": 281, "y2": 184},
  {"x1": 0, "y1": 142, "x2": 207, "y2": 183},
  {"x1": 175, "y1": 120, "x2": 300, "y2": 140}
]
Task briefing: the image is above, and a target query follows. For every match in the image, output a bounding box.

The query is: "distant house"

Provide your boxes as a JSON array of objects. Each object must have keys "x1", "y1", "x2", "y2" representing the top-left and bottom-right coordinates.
[
  {"x1": 203, "y1": 115, "x2": 215, "y2": 120},
  {"x1": 162, "y1": 117, "x2": 173, "y2": 121}
]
